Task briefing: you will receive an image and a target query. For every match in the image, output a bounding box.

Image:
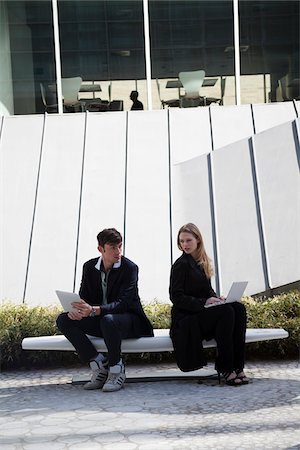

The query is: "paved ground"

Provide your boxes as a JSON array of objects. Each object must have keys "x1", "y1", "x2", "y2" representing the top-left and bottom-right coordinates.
[{"x1": 0, "y1": 360, "x2": 299, "y2": 450}]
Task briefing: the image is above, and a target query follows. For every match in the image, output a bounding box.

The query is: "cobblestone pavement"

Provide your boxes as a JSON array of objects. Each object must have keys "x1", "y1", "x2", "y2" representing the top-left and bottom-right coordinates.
[{"x1": 0, "y1": 361, "x2": 299, "y2": 450}]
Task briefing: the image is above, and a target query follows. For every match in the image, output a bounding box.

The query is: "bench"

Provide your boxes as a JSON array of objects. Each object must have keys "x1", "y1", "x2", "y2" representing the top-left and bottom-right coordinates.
[
  {"x1": 22, "y1": 328, "x2": 288, "y2": 382},
  {"x1": 22, "y1": 328, "x2": 288, "y2": 353}
]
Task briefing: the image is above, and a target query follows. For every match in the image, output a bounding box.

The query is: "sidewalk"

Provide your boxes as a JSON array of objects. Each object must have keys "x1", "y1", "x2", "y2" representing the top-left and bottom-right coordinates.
[{"x1": 0, "y1": 360, "x2": 299, "y2": 450}]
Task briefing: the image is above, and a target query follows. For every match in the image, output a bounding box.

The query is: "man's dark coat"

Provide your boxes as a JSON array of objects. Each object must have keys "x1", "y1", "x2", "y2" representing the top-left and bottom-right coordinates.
[{"x1": 79, "y1": 256, "x2": 153, "y2": 337}]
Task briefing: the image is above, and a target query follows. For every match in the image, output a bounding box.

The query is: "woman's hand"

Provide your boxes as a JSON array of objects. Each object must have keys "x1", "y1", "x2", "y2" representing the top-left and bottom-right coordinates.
[
  {"x1": 68, "y1": 300, "x2": 93, "y2": 320},
  {"x1": 205, "y1": 296, "x2": 225, "y2": 306}
]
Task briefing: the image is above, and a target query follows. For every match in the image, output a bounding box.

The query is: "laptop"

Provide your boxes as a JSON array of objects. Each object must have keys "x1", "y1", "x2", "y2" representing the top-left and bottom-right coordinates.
[
  {"x1": 204, "y1": 281, "x2": 248, "y2": 308},
  {"x1": 55, "y1": 290, "x2": 82, "y2": 312}
]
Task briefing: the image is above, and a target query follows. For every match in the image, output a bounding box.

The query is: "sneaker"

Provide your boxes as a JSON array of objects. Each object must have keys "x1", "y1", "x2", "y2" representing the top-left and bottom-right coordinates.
[
  {"x1": 84, "y1": 359, "x2": 108, "y2": 390},
  {"x1": 102, "y1": 362, "x2": 126, "y2": 392}
]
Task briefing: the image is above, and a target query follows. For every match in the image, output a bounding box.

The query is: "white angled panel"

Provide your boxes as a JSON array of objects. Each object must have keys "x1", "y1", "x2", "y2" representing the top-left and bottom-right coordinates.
[
  {"x1": 212, "y1": 139, "x2": 266, "y2": 296},
  {"x1": 252, "y1": 102, "x2": 297, "y2": 134},
  {"x1": 254, "y1": 121, "x2": 300, "y2": 287},
  {"x1": 210, "y1": 104, "x2": 253, "y2": 150},
  {"x1": 0, "y1": 115, "x2": 44, "y2": 302},
  {"x1": 171, "y1": 153, "x2": 217, "y2": 291},
  {"x1": 75, "y1": 112, "x2": 127, "y2": 292},
  {"x1": 25, "y1": 114, "x2": 85, "y2": 305},
  {"x1": 126, "y1": 110, "x2": 170, "y2": 303},
  {"x1": 169, "y1": 108, "x2": 212, "y2": 164},
  {"x1": 295, "y1": 101, "x2": 300, "y2": 117}
]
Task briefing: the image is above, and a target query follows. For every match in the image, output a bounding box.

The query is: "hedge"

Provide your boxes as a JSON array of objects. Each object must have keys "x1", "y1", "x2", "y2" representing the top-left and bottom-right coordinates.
[{"x1": 0, "y1": 290, "x2": 299, "y2": 370}]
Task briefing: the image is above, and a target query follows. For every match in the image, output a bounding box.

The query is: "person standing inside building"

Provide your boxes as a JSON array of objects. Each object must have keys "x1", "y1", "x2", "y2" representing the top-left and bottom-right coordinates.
[
  {"x1": 130, "y1": 90, "x2": 144, "y2": 110},
  {"x1": 56, "y1": 228, "x2": 153, "y2": 392}
]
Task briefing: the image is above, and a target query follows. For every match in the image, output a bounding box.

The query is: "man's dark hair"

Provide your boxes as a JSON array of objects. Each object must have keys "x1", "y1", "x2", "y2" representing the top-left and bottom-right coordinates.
[{"x1": 97, "y1": 228, "x2": 122, "y2": 247}]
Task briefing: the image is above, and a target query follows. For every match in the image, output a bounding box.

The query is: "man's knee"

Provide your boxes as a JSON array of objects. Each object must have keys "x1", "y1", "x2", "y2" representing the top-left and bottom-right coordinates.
[
  {"x1": 56, "y1": 312, "x2": 70, "y2": 331},
  {"x1": 100, "y1": 314, "x2": 115, "y2": 329}
]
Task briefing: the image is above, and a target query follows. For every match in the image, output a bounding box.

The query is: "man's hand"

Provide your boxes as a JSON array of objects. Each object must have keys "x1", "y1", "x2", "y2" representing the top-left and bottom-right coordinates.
[{"x1": 68, "y1": 300, "x2": 94, "y2": 320}]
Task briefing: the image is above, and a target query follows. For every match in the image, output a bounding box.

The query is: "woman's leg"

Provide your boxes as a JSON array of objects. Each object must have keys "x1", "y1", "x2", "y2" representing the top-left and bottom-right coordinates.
[
  {"x1": 199, "y1": 305, "x2": 235, "y2": 373},
  {"x1": 230, "y1": 302, "x2": 247, "y2": 371}
]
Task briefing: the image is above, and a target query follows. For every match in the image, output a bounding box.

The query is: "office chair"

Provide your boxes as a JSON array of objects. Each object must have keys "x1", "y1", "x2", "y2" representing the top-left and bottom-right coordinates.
[
  {"x1": 204, "y1": 76, "x2": 227, "y2": 106},
  {"x1": 179, "y1": 70, "x2": 205, "y2": 107},
  {"x1": 61, "y1": 77, "x2": 85, "y2": 112},
  {"x1": 40, "y1": 83, "x2": 58, "y2": 113},
  {"x1": 156, "y1": 79, "x2": 179, "y2": 109}
]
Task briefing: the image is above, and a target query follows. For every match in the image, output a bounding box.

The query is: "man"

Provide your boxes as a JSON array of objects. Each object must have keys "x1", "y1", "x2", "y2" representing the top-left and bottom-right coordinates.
[
  {"x1": 56, "y1": 228, "x2": 153, "y2": 392},
  {"x1": 130, "y1": 90, "x2": 144, "y2": 110}
]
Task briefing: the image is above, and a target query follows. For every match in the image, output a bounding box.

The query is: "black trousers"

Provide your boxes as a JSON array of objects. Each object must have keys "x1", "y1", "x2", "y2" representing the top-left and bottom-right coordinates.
[
  {"x1": 198, "y1": 302, "x2": 247, "y2": 373},
  {"x1": 56, "y1": 312, "x2": 138, "y2": 366}
]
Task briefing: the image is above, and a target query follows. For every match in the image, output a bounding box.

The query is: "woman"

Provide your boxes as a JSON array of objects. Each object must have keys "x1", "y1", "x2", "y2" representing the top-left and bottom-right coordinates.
[{"x1": 169, "y1": 223, "x2": 249, "y2": 386}]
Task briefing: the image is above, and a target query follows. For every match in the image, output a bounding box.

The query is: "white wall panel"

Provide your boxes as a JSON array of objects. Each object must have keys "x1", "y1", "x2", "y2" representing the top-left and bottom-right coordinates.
[
  {"x1": 0, "y1": 115, "x2": 44, "y2": 302},
  {"x1": 212, "y1": 139, "x2": 266, "y2": 295},
  {"x1": 253, "y1": 121, "x2": 300, "y2": 287},
  {"x1": 296, "y1": 101, "x2": 300, "y2": 117},
  {"x1": 126, "y1": 111, "x2": 170, "y2": 302},
  {"x1": 210, "y1": 104, "x2": 253, "y2": 150},
  {"x1": 2, "y1": 104, "x2": 300, "y2": 305},
  {"x1": 171, "y1": 153, "x2": 217, "y2": 291},
  {"x1": 252, "y1": 102, "x2": 297, "y2": 134},
  {"x1": 75, "y1": 112, "x2": 127, "y2": 292},
  {"x1": 169, "y1": 108, "x2": 211, "y2": 163},
  {"x1": 25, "y1": 114, "x2": 85, "y2": 304}
]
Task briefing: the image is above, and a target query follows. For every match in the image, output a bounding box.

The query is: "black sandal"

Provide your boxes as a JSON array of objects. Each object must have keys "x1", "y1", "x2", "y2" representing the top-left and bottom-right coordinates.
[
  {"x1": 217, "y1": 371, "x2": 242, "y2": 386},
  {"x1": 235, "y1": 369, "x2": 250, "y2": 384}
]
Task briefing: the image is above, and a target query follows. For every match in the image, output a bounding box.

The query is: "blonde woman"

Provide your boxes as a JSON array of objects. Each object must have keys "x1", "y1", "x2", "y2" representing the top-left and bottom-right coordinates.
[{"x1": 169, "y1": 223, "x2": 249, "y2": 386}]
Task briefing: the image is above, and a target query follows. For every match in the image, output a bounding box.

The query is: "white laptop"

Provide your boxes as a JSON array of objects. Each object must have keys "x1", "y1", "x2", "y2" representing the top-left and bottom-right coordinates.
[
  {"x1": 204, "y1": 281, "x2": 248, "y2": 308},
  {"x1": 56, "y1": 290, "x2": 82, "y2": 312}
]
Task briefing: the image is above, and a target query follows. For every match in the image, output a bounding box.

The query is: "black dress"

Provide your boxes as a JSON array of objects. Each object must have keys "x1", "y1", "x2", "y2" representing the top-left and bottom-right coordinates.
[{"x1": 169, "y1": 253, "x2": 247, "y2": 372}]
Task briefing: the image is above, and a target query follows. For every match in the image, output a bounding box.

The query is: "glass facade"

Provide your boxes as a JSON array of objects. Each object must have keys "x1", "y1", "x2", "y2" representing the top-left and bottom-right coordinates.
[
  {"x1": 58, "y1": 0, "x2": 146, "y2": 111},
  {"x1": 0, "y1": 0, "x2": 299, "y2": 115},
  {"x1": 150, "y1": 0, "x2": 235, "y2": 108},
  {"x1": 239, "y1": 0, "x2": 300, "y2": 104},
  {"x1": 0, "y1": 0, "x2": 56, "y2": 114}
]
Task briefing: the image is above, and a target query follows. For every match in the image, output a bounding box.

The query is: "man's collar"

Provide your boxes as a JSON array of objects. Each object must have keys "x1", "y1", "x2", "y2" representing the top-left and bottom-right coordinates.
[{"x1": 95, "y1": 256, "x2": 121, "y2": 271}]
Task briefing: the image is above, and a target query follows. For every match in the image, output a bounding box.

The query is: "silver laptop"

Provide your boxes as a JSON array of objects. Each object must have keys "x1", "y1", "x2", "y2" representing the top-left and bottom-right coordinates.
[
  {"x1": 55, "y1": 290, "x2": 82, "y2": 312},
  {"x1": 225, "y1": 281, "x2": 248, "y2": 303},
  {"x1": 205, "y1": 281, "x2": 248, "y2": 308}
]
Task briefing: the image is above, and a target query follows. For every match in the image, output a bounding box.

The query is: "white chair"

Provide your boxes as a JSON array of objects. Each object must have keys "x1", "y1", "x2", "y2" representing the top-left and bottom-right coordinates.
[
  {"x1": 61, "y1": 77, "x2": 85, "y2": 111},
  {"x1": 179, "y1": 70, "x2": 205, "y2": 107}
]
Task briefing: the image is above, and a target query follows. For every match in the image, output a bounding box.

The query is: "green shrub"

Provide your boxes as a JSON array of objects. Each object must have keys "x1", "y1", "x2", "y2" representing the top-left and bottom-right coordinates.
[
  {"x1": 0, "y1": 303, "x2": 77, "y2": 369},
  {"x1": 0, "y1": 290, "x2": 299, "y2": 370},
  {"x1": 244, "y1": 291, "x2": 300, "y2": 359}
]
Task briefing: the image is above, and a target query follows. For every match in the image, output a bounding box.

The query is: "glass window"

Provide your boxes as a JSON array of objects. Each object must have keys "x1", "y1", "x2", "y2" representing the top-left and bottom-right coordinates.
[
  {"x1": 149, "y1": 0, "x2": 235, "y2": 109},
  {"x1": 239, "y1": 0, "x2": 300, "y2": 104},
  {"x1": 0, "y1": 0, "x2": 56, "y2": 115},
  {"x1": 58, "y1": 0, "x2": 146, "y2": 112}
]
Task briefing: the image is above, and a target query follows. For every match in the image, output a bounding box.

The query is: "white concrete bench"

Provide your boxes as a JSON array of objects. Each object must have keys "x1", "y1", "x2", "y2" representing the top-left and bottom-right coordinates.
[
  {"x1": 22, "y1": 328, "x2": 289, "y2": 382},
  {"x1": 22, "y1": 328, "x2": 288, "y2": 353}
]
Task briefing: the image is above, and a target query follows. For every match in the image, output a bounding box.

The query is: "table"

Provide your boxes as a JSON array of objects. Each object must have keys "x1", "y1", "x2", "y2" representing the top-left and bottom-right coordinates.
[
  {"x1": 166, "y1": 78, "x2": 218, "y2": 89},
  {"x1": 48, "y1": 83, "x2": 102, "y2": 95},
  {"x1": 79, "y1": 83, "x2": 102, "y2": 93}
]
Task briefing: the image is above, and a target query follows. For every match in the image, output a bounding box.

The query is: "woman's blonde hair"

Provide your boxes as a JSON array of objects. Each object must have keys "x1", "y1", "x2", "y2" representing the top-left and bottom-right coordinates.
[{"x1": 177, "y1": 223, "x2": 214, "y2": 278}]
